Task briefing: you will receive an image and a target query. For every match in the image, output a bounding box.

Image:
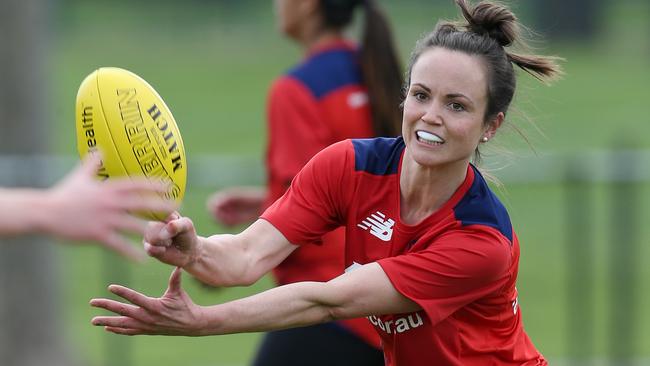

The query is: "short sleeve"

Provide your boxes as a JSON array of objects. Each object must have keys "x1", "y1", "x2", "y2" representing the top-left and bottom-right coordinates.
[
  {"x1": 261, "y1": 140, "x2": 355, "y2": 245},
  {"x1": 378, "y1": 227, "x2": 512, "y2": 326}
]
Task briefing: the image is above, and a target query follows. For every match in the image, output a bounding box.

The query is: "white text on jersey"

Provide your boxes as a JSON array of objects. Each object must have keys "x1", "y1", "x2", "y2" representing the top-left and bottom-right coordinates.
[
  {"x1": 367, "y1": 312, "x2": 424, "y2": 334},
  {"x1": 512, "y1": 296, "x2": 519, "y2": 315}
]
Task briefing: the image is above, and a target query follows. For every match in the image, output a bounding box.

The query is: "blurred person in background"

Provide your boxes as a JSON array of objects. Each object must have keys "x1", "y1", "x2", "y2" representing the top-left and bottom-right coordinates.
[
  {"x1": 0, "y1": 153, "x2": 176, "y2": 261},
  {"x1": 206, "y1": 0, "x2": 402, "y2": 364},
  {"x1": 91, "y1": 0, "x2": 562, "y2": 364}
]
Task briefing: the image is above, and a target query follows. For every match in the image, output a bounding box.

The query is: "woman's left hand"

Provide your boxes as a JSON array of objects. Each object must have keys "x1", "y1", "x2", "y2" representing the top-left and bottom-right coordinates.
[{"x1": 90, "y1": 267, "x2": 206, "y2": 336}]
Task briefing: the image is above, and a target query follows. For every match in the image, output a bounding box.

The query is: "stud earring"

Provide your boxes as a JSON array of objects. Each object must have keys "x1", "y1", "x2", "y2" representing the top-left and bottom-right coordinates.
[{"x1": 481, "y1": 136, "x2": 489, "y2": 142}]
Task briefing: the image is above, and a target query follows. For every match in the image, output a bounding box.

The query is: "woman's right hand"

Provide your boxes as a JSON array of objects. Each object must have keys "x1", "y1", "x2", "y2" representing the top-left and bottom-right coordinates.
[
  {"x1": 91, "y1": 267, "x2": 207, "y2": 336},
  {"x1": 144, "y1": 213, "x2": 201, "y2": 268},
  {"x1": 206, "y1": 187, "x2": 266, "y2": 227}
]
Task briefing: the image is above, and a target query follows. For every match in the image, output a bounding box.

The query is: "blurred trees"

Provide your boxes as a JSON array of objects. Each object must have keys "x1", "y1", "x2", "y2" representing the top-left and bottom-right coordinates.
[{"x1": 531, "y1": 0, "x2": 604, "y2": 40}]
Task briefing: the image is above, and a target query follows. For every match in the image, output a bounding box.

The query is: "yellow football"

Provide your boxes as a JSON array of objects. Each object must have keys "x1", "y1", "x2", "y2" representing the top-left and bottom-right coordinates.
[{"x1": 75, "y1": 67, "x2": 186, "y2": 220}]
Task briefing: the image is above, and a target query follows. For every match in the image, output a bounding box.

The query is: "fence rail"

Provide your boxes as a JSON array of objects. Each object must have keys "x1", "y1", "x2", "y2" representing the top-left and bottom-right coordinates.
[{"x1": 1, "y1": 150, "x2": 650, "y2": 187}]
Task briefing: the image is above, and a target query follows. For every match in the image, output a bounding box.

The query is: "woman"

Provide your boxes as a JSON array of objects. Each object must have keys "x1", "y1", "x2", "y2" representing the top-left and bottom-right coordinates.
[
  {"x1": 207, "y1": 0, "x2": 401, "y2": 364},
  {"x1": 91, "y1": 1, "x2": 562, "y2": 364}
]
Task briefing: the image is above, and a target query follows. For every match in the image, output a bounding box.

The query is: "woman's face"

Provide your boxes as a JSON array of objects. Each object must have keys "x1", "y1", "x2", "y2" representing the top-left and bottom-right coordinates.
[
  {"x1": 402, "y1": 47, "x2": 497, "y2": 169},
  {"x1": 274, "y1": 0, "x2": 312, "y2": 39}
]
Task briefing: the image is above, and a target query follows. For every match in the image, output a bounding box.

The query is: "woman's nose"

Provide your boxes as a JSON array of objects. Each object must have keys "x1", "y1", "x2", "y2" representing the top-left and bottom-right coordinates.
[{"x1": 420, "y1": 105, "x2": 442, "y2": 125}]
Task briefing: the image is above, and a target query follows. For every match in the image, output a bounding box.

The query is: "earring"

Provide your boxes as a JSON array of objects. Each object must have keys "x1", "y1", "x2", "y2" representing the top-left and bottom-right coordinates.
[{"x1": 481, "y1": 136, "x2": 489, "y2": 142}]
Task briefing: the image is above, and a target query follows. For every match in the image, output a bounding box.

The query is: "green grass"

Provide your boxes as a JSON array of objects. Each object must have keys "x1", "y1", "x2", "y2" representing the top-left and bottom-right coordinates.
[{"x1": 45, "y1": 1, "x2": 650, "y2": 365}]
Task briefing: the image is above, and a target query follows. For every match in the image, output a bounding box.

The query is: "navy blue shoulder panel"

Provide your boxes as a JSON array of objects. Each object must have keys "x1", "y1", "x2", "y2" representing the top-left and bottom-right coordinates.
[
  {"x1": 287, "y1": 49, "x2": 361, "y2": 99},
  {"x1": 351, "y1": 137, "x2": 405, "y2": 176},
  {"x1": 453, "y1": 166, "x2": 513, "y2": 242}
]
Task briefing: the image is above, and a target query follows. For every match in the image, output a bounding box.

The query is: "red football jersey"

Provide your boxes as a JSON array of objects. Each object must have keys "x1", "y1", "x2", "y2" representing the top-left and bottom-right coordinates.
[
  {"x1": 262, "y1": 138, "x2": 547, "y2": 366},
  {"x1": 262, "y1": 39, "x2": 378, "y2": 347}
]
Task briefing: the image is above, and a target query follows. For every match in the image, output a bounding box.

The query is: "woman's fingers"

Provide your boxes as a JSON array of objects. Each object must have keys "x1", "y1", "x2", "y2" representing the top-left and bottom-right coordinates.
[
  {"x1": 144, "y1": 221, "x2": 173, "y2": 246},
  {"x1": 89, "y1": 298, "x2": 141, "y2": 318},
  {"x1": 167, "y1": 267, "x2": 183, "y2": 294},
  {"x1": 91, "y1": 315, "x2": 151, "y2": 331},
  {"x1": 104, "y1": 326, "x2": 144, "y2": 336},
  {"x1": 144, "y1": 241, "x2": 168, "y2": 256},
  {"x1": 165, "y1": 217, "x2": 195, "y2": 238},
  {"x1": 108, "y1": 284, "x2": 156, "y2": 309}
]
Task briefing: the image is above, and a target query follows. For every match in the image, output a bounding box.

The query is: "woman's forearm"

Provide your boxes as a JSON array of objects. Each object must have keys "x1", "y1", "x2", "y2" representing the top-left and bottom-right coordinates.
[
  {"x1": 182, "y1": 233, "x2": 254, "y2": 286},
  {"x1": 198, "y1": 262, "x2": 420, "y2": 335},
  {"x1": 200, "y1": 281, "x2": 336, "y2": 335},
  {"x1": 183, "y1": 219, "x2": 298, "y2": 287}
]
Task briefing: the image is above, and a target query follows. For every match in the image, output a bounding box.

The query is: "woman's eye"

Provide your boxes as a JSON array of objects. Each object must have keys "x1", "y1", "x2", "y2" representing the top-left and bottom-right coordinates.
[
  {"x1": 413, "y1": 92, "x2": 427, "y2": 101},
  {"x1": 448, "y1": 102, "x2": 465, "y2": 111}
]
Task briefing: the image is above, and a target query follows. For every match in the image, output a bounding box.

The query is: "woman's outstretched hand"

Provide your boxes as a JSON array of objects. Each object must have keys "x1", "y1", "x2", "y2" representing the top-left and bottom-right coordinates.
[{"x1": 90, "y1": 267, "x2": 206, "y2": 336}]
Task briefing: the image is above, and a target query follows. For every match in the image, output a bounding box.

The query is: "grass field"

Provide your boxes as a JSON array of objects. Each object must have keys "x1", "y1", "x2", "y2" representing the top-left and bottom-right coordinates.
[{"x1": 45, "y1": 1, "x2": 650, "y2": 365}]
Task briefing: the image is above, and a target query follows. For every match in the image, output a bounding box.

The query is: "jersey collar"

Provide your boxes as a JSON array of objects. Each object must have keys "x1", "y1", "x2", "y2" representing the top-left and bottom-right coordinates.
[{"x1": 306, "y1": 38, "x2": 356, "y2": 58}]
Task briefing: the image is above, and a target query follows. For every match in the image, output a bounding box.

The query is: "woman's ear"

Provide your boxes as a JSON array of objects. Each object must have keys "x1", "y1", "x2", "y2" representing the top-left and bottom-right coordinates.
[{"x1": 484, "y1": 112, "x2": 504, "y2": 140}]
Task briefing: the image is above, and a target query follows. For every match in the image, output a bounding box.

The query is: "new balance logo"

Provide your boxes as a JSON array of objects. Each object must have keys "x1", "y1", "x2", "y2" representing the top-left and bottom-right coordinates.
[{"x1": 357, "y1": 211, "x2": 394, "y2": 241}]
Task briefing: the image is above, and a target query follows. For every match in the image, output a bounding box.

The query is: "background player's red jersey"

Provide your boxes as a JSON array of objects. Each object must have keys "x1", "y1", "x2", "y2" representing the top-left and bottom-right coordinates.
[
  {"x1": 263, "y1": 40, "x2": 378, "y2": 347},
  {"x1": 262, "y1": 138, "x2": 547, "y2": 366}
]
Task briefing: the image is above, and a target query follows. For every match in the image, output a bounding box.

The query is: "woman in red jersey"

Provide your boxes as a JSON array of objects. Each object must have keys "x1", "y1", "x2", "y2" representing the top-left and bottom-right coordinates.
[
  {"x1": 91, "y1": 1, "x2": 562, "y2": 365},
  {"x1": 206, "y1": 0, "x2": 401, "y2": 365}
]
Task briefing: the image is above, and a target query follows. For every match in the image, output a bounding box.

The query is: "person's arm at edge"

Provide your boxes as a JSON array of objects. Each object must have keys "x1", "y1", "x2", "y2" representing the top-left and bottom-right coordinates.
[
  {"x1": 0, "y1": 154, "x2": 177, "y2": 260},
  {"x1": 0, "y1": 188, "x2": 51, "y2": 236}
]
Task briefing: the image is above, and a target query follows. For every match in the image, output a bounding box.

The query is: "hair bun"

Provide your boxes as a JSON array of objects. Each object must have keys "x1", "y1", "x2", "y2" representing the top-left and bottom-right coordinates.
[{"x1": 457, "y1": 0, "x2": 518, "y2": 47}]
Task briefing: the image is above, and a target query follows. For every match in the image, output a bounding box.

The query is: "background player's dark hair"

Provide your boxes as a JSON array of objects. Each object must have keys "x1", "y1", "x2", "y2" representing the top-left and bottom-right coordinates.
[
  {"x1": 320, "y1": 0, "x2": 403, "y2": 137},
  {"x1": 404, "y1": 0, "x2": 563, "y2": 162}
]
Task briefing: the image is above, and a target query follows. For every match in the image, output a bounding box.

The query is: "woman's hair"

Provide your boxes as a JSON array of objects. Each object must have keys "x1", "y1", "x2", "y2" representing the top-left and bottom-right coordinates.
[
  {"x1": 404, "y1": 0, "x2": 563, "y2": 162},
  {"x1": 320, "y1": 0, "x2": 403, "y2": 137}
]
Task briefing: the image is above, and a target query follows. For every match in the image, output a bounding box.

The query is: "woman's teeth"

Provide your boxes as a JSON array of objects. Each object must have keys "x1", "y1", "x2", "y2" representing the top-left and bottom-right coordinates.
[{"x1": 416, "y1": 131, "x2": 444, "y2": 145}]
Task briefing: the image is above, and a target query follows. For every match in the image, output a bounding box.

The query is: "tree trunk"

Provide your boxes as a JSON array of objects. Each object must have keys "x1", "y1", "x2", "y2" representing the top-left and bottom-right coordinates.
[{"x1": 0, "y1": 1, "x2": 71, "y2": 365}]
